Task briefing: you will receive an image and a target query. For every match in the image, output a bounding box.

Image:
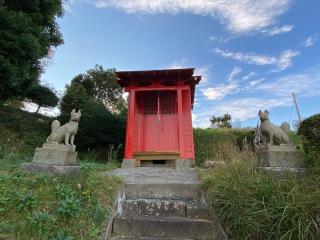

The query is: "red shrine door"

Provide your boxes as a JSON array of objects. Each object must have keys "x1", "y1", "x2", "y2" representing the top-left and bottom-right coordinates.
[{"x1": 141, "y1": 91, "x2": 179, "y2": 152}]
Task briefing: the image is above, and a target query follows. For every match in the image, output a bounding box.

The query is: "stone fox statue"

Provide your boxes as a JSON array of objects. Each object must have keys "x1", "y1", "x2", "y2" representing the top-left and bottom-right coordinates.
[
  {"x1": 47, "y1": 109, "x2": 81, "y2": 146},
  {"x1": 258, "y1": 110, "x2": 290, "y2": 145}
]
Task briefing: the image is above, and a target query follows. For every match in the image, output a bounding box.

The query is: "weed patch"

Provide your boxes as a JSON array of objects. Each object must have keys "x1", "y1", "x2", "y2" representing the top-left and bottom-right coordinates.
[{"x1": 202, "y1": 160, "x2": 320, "y2": 239}]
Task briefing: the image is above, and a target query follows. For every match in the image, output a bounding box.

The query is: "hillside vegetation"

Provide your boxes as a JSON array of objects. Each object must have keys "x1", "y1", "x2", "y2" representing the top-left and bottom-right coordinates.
[{"x1": 0, "y1": 104, "x2": 121, "y2": 239}]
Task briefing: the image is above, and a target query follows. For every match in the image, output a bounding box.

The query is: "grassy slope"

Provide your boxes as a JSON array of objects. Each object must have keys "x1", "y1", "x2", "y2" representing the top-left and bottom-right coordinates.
[
  {"x1": 200, "y1": 146, "x2": 320, "y2": 240},
  {"x1": 0, "y1": 104, "x2": 121, "y2": 239}
]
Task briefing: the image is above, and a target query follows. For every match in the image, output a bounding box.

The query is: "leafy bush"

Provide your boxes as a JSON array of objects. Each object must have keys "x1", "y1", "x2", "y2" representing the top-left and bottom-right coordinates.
[
  {"x1": 0, "y1": 166, "x2": 121, "y2": 239},
  {"x1": 298, "y1": 114, "x2": 320, "y2": 170},
  {"x1": 57, "y1": 195, "x2": 81, "y2": 218},
  {"x1": 50, "y1": 230, "x2": 75, "y2": 240},
  {"x1": 16, "y1": 191, "x2": 37, "y2": 211},
  {"x1": 202, "y1": 161, "x2": 320, "y2": 240},
  {"x1": 0, "y1": 104, "x2": 51, "y2": 158},
  {"x1": 58, "y1": 101, "x2": 125, "y2": 159},
  {"x1": 28, "y1": 211, "x2": 54, "y2": 236},
  {"x1": 193, "y1": 128, "x2": 254, "y2": 166}
]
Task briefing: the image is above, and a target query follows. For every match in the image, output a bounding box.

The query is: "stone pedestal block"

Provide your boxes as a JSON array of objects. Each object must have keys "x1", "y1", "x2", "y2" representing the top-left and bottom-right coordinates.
[
  {"x1": 21, "y1": 143, "x2": 80, "y2": 175},
  {"x1": 175, "y1": 159, "x2": 195, "y2": 169},
  {"x1": 256, "y1": 144, "x2": 304, "y2": 168},
  {"x1": 121, "y1": 159, "x2": 136, "y2": 169},
  {"x1": 21, "y1": 163, "x2": 80, "y2": 176},
  {"x1": 32, "y1": 143, "x2": 77, "y2": 166}
]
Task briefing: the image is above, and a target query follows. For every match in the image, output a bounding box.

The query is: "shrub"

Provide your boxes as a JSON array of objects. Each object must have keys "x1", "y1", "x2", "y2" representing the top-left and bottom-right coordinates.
[
  {"x1": 50, "y1": 230, "x2": 75, "y2": 240},
  {"x1": 57, "y1": 195, "x2": 81, "y2": 218},
  {"x1": 193, "y1": 128, "x2": 254, "y2": 166},
  {"x1": 28, "y1": 211, "x2": 54, "y2": 236},
  {"x1": 298, "y1": 114, "x2": 320, "y2": 170},
  {"x1": 58, "y1": 101, "x2": 125, "y2": 157},
  {"x1": 16, "y1": 191, "x2": 37, "y2": 211}
]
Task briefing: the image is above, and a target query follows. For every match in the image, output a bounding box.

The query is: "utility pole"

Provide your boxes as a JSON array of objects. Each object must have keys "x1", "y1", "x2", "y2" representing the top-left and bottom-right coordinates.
[{"x1": 292, "y1": 92, "x2": 302, "y2": 123}]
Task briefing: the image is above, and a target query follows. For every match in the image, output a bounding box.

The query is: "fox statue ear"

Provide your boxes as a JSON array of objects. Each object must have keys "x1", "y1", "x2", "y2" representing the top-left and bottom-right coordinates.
[
  {"x1": 77, "y1": 110, "x2": 81, "y2": 116},
  {"x1": 258, "y1": 109, "x2": 262, "y2": 115},
  {"x1": 71, "y1": 109, "x2": 76, "y2": 114},
  {"x1": 265, "y1": 110, "x2": 269, "y2": 115}
]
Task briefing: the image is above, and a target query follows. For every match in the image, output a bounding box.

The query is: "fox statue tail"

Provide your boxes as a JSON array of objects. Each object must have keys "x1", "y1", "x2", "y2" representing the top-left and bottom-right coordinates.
[{"x1": 46, "y1": 120, "x2": 60, "y2": 143}]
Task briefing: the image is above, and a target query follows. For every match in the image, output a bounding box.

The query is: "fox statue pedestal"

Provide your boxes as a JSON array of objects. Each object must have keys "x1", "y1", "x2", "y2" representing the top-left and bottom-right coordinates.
[
  {"x1": 21, "y1": 109, "x2": 82, "y2": 175},
  {"x1": 21, "y1": 143, "x2": 80, "y2": 175},
  {"x1": 254, "y1": 110, "x2": 305, "y2": 178},
  {"x1": 33, "y1": 143, "x2": 78, "y2": 166}
]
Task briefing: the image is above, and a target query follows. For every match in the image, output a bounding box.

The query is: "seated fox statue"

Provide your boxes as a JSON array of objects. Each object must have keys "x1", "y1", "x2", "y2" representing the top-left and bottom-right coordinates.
[
  {"x1": 46, "y1": 109, "x2": 81, "y2": 146},
  {"x1": 258, "y1": 110, "x2": 290, "y2": 145}
]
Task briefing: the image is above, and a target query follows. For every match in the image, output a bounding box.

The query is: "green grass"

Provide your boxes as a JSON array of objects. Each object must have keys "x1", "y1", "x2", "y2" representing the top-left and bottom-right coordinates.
[
  {"x1": 193, "y1": 127, "x2": 255, "y2": 166},
  {"x1": 201, "y1": 155, "x2": 320, "y2": 240},
  {"x1": 0, "y1": 163, "x2": 121, "y2": 240},
  {"x1": 0, "y1": 104, "x2": 122, "y2": 239}
]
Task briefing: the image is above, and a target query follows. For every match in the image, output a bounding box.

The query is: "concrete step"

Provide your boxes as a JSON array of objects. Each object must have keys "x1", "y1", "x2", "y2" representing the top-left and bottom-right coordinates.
[
  {"x1": 113, "y1": 216, "x2": 226, "y2": 240},
  {"x1": 121, "y1": 199, "x2": 210, "y2": 219},
  {"x1": 111, "y1": 236, "x2": 192, "y2": 240},
  {"x1": 124, "y1": 183, "x2": 200, "y2": 200}
]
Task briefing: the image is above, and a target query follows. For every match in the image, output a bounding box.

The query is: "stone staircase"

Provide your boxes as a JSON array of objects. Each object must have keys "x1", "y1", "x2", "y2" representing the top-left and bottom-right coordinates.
[{"x1": 107, "y1": 168, "x2": 227, "y2": 240}]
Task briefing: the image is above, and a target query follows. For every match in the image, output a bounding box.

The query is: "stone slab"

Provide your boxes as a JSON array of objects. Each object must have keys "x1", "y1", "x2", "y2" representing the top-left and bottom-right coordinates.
[
  {"x1": 108, "y1": 168, "x2": 201, "y2": 200},
  {"x1": 125, "y1": 183, "x2": 200, "y2": 200},
  {"x1": 42, "y1": 143, "x2": 76, "y2": 151},
  {"x1": 113, "y1": 216, "x2": 226, "y2": 240},
  {"x1": 32, "y1": 147, "x2": 78, "y2": 166},
  {"x1": 121, "y1": 159, "x2": 137, "y2": 169},
  {"x1": 111, "y1": 237, "x2": 183, "y2": 240},
  {"x1": 21, "y1": 163, "x2": 80, "y2": 176},
  {"x1": 257, "y1": 167, "x2": 305, "y2": 178},
  {"x1": 138, "y1": 199, "x2": 186, "y2": 217},
  {"x1": 256, "y1": 144, "x2": 304, "y2": 168},
  {"x1": 122, "y1": 200, "x2": 139, "y2": 216},
  {"x1": 175, "y1": 159, "x2": 195, "y2": 169},
  {"x1": 107, "y1": 167, "x2": 200, "y2": 184},
  {"x1": 186, "y1": 202, "x2": 210, "y2": 220}
]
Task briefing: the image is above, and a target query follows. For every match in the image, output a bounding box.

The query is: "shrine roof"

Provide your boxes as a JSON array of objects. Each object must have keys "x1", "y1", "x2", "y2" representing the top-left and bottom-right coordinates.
[{"x1": 116, "y1": 68, "x2": 201, "y2": 87}]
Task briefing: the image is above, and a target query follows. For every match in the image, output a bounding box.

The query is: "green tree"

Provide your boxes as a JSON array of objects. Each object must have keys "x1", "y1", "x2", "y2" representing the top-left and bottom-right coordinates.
[
  {"x1": 67, "y1": 65, "x2": 127, "y2": 114},
  {"x1": 26, "y1": 84, "x2": 59, "y2": 114},
  {"x1": 60, "y1": 84, "x2": 91, "y2": 114},
  {"x1": 210, "y1": 114, "x2": 232, "y2": 128},
  {"x1": 0, "y1": 0, "x2": 64, "y2": 100}
]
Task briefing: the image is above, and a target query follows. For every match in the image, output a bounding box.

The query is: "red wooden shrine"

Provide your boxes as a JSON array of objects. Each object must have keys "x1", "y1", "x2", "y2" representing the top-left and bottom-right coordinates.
[{"x1": 117, "y1": 68, "x2": 201, "y2": 166}]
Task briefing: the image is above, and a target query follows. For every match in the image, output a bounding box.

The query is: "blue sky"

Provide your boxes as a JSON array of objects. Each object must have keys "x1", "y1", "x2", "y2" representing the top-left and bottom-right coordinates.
[{"x1": 40, "y1": 0, "x2": 320, "y2": 128}]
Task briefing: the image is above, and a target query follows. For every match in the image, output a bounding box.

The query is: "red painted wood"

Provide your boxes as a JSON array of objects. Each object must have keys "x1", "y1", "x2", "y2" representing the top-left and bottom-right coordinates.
[
  {"x1": 181, "y1": 89, "x2": 195, "y2": 159},
  {"x1": 124, "y1": 85, "x2": 189, "y2": 92},
  {"x1": 158, "y1": 92, "x2": 178, "y2": 151},
  {"x1": 134, "y1": 91, "x2": 179, "y2": 152},
  {"x1": 120, "y1": 69, "x2": 200, "y2": 161},
  {"x1": 177, "y1": 89, "x2": 185, "y2": 157},
  {"x1": 124, "y1": 90, "x2": 135, "y2": 159}
]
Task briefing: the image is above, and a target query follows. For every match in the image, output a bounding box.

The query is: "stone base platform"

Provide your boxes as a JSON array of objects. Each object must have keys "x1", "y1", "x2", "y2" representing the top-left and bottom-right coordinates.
[
  {"x1": 256, "y1": 144, "x2": 304, "y2": 168},
  {"x1": 21, "y1": 163, "x2": 80, "y2": 176},
  {"x1": 32, "y1": 143, "x2": 78, "y2": 166},
  {"x1": 257, "y1": 167, "x2": 305, "y2": 178},
  {"x1": 121, "y1": 159, "x2": 195, "y2": 169}
]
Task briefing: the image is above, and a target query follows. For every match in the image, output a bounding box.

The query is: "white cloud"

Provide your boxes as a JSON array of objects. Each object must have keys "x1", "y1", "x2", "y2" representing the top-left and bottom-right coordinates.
[
  {"x1": 89, "y1": 0, "x2": 292, "y2": 33},
  {"x1": 242, "y1": 71, "x2": 256, "y2": 81},
  {"x1": 245, "y1": 78, "x2": 265, "y2": 90},
  {"x1": 214, "y1": 48, "x2": 299, "y2": 71},
  {"x1": 212, "y1": 97, "x2": 290, "y2": 121},
  {"x1": 228, "y1": 66, "x2": 242, "y2": 81},
  {"x1": 169, "y1": 60, "x2": 210, "y2": 83},
  {"x1": 303, "y1": 36, "x2": 317, "y2": 47},
  {"x1": 262, "y1": 25, "x2": 294, "y2": 36},
  {"x1": 200, "y1": 66, "x2": 242, "y2": 100},
  {"x1": 256, "y1": 69, "x2": 320, "y2": 98},
  {"x1": 201, "y1": 82, "x2": 239, "y2": 100}
]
